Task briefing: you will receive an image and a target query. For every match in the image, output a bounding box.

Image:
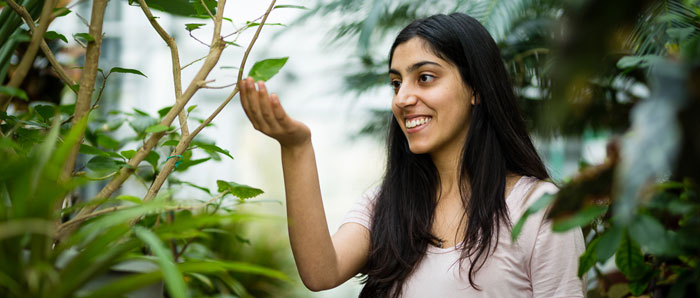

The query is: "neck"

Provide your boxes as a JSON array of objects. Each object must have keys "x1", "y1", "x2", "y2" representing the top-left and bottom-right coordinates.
[{"x1": 431, "y1": 145, "x2": 463, "y2": 199}]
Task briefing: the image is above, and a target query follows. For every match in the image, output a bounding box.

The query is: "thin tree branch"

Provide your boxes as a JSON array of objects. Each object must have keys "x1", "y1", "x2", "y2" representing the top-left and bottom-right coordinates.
[
  {"x1": 5, "y1": 0, "x2": 77, "y2": 94},
  {"x1": 141, "y1": 0, "x2": 277, "y2": 204},
  {"x1": 60, "y1": 0, "x2": 108, "y2": 184},
  {"x1": 200, "y1": 0, "x2": 215, "y2": 21},
  {"x1": 60, "y1": 1, "x2": 230, "y2": 238},
  {"x1": 0, "y1": 0, "x2": 58, "y2": 111},
  {"x1": 182, "y1": 55, "x2": 207, "y2": 70},
  {"x1": 136, "y1": 0, "x2": 189, "y2": 137}
]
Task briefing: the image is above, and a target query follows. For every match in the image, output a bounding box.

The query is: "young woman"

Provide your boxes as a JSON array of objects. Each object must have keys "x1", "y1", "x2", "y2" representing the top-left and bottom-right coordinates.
[{"x1": 238, "y1": 13, "x2": 585, "y2": 298}]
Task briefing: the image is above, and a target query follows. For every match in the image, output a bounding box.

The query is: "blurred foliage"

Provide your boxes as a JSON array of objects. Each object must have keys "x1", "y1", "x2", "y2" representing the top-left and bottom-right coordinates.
[
  {"x1": 0, "y1": 0, "x2": 304, "y2": 297},
  {"x1": 302, "y1": 0, "x2": 700, "y2": 296}
]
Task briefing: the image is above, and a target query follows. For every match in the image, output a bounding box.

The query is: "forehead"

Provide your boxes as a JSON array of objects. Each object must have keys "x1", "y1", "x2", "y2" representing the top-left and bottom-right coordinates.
[{"x1": 390, "y1": 37, "x2": 448, "y2": 71}]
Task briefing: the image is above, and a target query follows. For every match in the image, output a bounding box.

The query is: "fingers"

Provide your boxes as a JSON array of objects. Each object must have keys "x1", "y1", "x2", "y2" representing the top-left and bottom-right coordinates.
[{"x1": 239, "y1": 78, "x2": 288, "y2": 131}]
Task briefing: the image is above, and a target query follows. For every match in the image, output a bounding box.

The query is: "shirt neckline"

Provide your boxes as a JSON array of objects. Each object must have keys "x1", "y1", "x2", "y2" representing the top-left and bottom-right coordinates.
[{"x1": 427, "y1": 176, "x2": 527, "y2": 254}]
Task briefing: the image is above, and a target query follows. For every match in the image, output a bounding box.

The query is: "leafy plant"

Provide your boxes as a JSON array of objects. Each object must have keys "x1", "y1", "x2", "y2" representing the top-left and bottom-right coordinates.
[{"x1": 0, "y1": 0, "x2": 307, "y2": 297}]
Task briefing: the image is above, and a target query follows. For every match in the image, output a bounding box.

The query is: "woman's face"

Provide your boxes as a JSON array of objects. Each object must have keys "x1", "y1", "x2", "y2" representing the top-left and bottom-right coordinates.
[{"x1": 389, "y1": 37, "x2": 474, "y2": 158}]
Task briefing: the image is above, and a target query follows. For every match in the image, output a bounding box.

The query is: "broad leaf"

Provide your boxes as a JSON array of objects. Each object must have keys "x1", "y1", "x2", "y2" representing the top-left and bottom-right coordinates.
[
  {"x1": 578, "y1": 237, "x2": 599, "y2": 278},
  {"x1": 109, "y1": 67, "x2": 147, "y2": 77},
  {"x1": 73, "y1": 32, "x2": 95, "y2": 42},
  {"x1": 145, "y1": 151, "x2": 160, "y2": 170},
  {"x1": 615, "y1": 231, "x2": 650, "y2": 280},
  {"x1": 115, "y1": 195, "x2": 142, "y2": 204},
  {"x1": 248, "y1": 57, "x2": 288, "y2": 81},
  {"x1": 552, "y1": 205, "x2": 608, "y2": 232},
  {"x1": 216, "y1": 180, "x2": 263, "y2": 199},
  {"x1": 81, "y1": 144, "x2": 110, "y2": 157},
  {"x1": 162, "y1": 139, "x2": 179, "y2": 147},
  {"x1": 45, "y1": 31, "x2": 68, "y2": 43},
  {"x1": 97, "y1": 134, "x2": 121, "y2": 150},
  {"x1": 86, "y1": 156, "x2": 122, "y2": 173},
  {"x1": 145, "y1": 124, "x2": 171, "y2": 133},
  {"x1": 185, "y1": 23, "x2": 206, "y2": 32},
  {"x1": 511, "y1": 194, "x2": 554, "y2": 241},
  {"x1": 595, "y1": 224, "x2": 622, "y2": 262},
  {"x1": 120, "y1": 149, "x2": 137, "y2": 159},
  {"x1": 158, "y1": 106, "x2": 172, "y2": 118},
  {"x1": 194, "y1": 142, "x2": 233, "y2": 159},
  {"x1": 0, "y1": 86, "x2": 28, "y2": 101}
]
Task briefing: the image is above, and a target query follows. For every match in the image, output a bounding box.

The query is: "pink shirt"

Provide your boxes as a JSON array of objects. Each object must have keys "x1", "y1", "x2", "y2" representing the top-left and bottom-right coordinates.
[{"x1": 341, "y1": 176, "x2": 586, "y2": 297}]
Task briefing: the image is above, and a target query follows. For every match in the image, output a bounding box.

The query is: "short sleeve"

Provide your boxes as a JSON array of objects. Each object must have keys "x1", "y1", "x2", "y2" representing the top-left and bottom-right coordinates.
[
  {"x1": 527, "y1": 183, "x2": 586, "y2": 297},
  {"x1": 339, "y1": 188, "x2": 378, "y2": 231}
]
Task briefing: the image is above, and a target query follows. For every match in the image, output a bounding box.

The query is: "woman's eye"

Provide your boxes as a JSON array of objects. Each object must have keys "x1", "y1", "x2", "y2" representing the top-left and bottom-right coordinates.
[
  {"x1": 419, "y1": 74, "x2": 435, "y2": 83},
  {"x1": 391, "y1": 80, "x2": 401, "y2": 93}
]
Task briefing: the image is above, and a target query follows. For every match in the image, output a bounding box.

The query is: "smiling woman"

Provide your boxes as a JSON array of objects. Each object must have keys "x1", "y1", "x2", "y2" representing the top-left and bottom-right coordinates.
[{"x1": 238, "y1": 13, "x2": 585, "y2": 298}]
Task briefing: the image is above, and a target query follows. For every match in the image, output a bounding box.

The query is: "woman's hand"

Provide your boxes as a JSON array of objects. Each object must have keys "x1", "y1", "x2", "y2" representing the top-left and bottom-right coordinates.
[{"x1": 239, "y1": 77, "x2": 311, "y2": 148}]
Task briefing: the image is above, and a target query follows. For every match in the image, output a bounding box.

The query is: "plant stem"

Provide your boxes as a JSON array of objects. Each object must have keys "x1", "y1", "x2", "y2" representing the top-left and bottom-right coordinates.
[
  {"x1": 141, "y1": 0, "x2": 277, "y2": 203},
  {"x1": 60, "y1": 0, "x2": 108, "y2": 183},
  {"x1": 135, "y1": 0, "x2": 189, "y2": 137}
]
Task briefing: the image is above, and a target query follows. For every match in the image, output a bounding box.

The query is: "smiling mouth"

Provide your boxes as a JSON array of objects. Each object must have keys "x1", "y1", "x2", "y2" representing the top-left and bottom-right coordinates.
[{"x1": 405, "y1": 116, "x2": 432, "y2": 129}]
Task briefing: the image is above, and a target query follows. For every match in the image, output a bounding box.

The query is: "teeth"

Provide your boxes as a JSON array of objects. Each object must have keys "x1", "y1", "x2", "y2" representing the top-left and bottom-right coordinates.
[{"x1": 405, "y1": 117, "x2": 431, "y2": 129}]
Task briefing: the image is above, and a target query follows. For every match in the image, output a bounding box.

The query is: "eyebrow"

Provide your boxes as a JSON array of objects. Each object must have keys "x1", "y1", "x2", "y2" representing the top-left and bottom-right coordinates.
[{"x1": 389, "y1": 61, "x2": 442, "y2": 76}]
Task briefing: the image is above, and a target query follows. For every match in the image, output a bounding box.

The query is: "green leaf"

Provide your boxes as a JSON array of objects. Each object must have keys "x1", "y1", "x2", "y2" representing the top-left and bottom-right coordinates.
[
  {"x1": 133, "y1": 227, "x2": 187, "y2": 298},
  {"x1": 247, "y1": 57, "x2": 288, "y2": 81},
  {"x1": 158, "y1": 106, "x2": 172, "y2": 118},
  {"x1": 274, "y1": 5, "x2": 307, "y2": 9},
  {"x1": 216, "y1": 180, "x2": 263, "y2": 199},
  {"x1": 73, "y1": 32, "x2": 95, "y2": 42},
  {"x1": 81, "y1": 144, "x2": 110, "y2": 157},
  {"x1": 115, "y1": 195, "x2": 142, "y2": 204},
  {"x1": 194, "y1": 142, "x2": 233, "y2": 159},
  {"x1": 145, "y1": 150, "x2": 160, "y2": 170},
  {"x1": 552, "y1": 205, "x2": 608, "y2": 232},
  {"x1": 97, "y1": 134, "x2": 121, "y2": 150},
  {"x1": 629, "y1": 278, "x2": 649, "y2": 296},
  {"x1": 162, "y1": 139, "x2": 179, "y2": 147},
  {"x1": 45, "y1": 31, "x2": 68, "y2": 43},
  {"x1": 35, "y1": 105, "x2": 56, "y2": 121},
  {"x1": 109, "y1": 67, "x2": 147, "y2": 78},
  {"x1": 616, "y1": 55, "x2": 663, "y2": 69},
  {"x1": 511, "y1": 194, "x2": 555, "y2": 241},
  {"x1": 53, "y1": 7, "x2": 71, "y2": 17},
  {"x1": 667, "y1": 27, "x2": 695, "y2": 41},
  {"x1": 629, "y1": 213, "x2": 677, "y2": 256},
  {"x1": 0, "y1": 86, "x2": 28, "y2": 101},
  {"x1": 174, "y1": 157, "x2": 210, "y2": 172},
  {"x1": 120, "y1": 149, "x2": 136, "y2": 159},
  {"x1": 615, "y1": 230, "x2": 650, "y2": 280},
  {"x1": 185, "y1": 23, "x2": 206, "y2": 32},
  {"x1": 86, "y1": 156, "x2": 121, "y2": 173},
  {"x1": 172, "y1": 179, "x2": 211, "y2": 195},
  {"x1": 187, "y1": 105, "x2": 197, "y2": 114},
  {"x1": 596, "y1": 225, "x2": 622, "y2": 262},
  {"x1": 578, "y1": 237, "x2": 599, "y2": 278},
  {"x1": 145, "y1": 124, "x2": 171, "y2": 133},
  {"x1": 129, "y1": 114, "x2": 158, "y2": 134}
]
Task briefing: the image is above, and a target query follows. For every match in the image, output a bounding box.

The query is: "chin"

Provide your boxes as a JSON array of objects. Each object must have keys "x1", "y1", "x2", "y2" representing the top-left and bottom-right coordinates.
[{"x1": 407, "y1": 142, "x2": 430, "y2": 155}]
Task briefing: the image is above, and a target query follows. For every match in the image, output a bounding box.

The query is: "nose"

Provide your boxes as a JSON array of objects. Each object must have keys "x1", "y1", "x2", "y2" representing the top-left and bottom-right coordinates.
[{"x1": 394, "y1": 83, "x2": 418, "y2": 108}]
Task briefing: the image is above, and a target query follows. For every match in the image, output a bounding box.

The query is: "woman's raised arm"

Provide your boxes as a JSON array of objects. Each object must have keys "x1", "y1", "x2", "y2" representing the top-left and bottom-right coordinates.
[{"x1": 238, "y1": 77, "x2": 370, "y2": 291}]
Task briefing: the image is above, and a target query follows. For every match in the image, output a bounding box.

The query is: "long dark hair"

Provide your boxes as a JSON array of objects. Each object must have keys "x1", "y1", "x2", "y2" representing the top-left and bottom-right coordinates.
[{"x1": 359, "y1": 13, "x2": 549, "y2": 298}]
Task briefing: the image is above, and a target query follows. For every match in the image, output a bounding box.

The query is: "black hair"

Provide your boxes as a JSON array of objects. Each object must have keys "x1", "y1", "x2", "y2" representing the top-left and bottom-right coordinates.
[{"x1": 359, "y1": 13, "x2": 549, "y2": 298}]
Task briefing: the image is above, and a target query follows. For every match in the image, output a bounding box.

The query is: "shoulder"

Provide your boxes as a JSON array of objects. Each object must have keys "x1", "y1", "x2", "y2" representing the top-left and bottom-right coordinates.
[{"x1": 508, "y1": 176, "x2": 559, "y2": 213}]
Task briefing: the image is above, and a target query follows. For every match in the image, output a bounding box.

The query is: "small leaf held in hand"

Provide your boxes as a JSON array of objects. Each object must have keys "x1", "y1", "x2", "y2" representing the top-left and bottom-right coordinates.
[
  {"x1": 45, "y1": 31, "x2": 68, "y2": 43},
  {"x1": 185, "y1": 23, "x2": 206, "y2": 32},
  {"x1": 109, "y1": 67, "x2": 147, "y2": 77},
  {"x1": 248, "y1": 57, "x2": 288, "y2": 81},
  {"x1": 0, "y1": 86, "x2": 29, "y2": 101},
  {"x1": 145, "y1": 124, "x2": 171, "y2": 133},
  {"x1": 217, "y1": 180, "x2": 263, "y2": 199}
]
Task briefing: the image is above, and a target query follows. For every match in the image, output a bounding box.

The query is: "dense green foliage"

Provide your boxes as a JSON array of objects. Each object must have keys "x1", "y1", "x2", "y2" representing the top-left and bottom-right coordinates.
[{"x1": 0, "y1": 0, "x2": 303, "y2": 297}]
